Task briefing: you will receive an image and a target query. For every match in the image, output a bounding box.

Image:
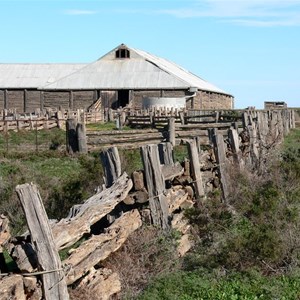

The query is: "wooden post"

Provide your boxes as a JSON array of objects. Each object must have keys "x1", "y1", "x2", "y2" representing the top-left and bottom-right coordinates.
[
  {"x1": 108, "y1": 108, "x2": 114, "y2": 122},
  {"x1": 69, "y1": 91, "x2": 74, "y2": 110},
  {"x1": 141, "y1": 144, "x2": 169, "y2": 229},
  {"x1": 212, "y1": 132, "x2": 230, "y2": 201},
  {"x1": 66, "y1": 119, "x2": 78, "y2": 154},
  {"x1": 16, "y1": 183, "x2": 69, "y2": 300},
  {"x1": 179, "y1": 111, "x2": 185, "y2": 125},
  {"x1": 57, "y1": 110, "x2": 64, "y2": 129},
  {"x1": 40, "y1": 91, "x2": 44, "y2": 111},
  {"x1": 228, "y1": 128, "x2": 242, "y2": 168},
  {"x1": 100, "y1": 147, "x2": 122, "y2": 188},
  {"x1": 4, "y1": 89, "x2": 7, "y2": 109},
  {"x1": 76, "y1": 123, "x2": 87, "y2": 153},
  {"x1": 168, "y1": 117, "x2": 176, "y2": 146},
  {"x1": 187, "y1": 139, "x2": 205, "y2": 203},
  {"x1": 242, "y1": 111, "x2": 249, "y2": 129},
  {"x1": 24, "y1": 89, "x2": 27, "y2": 113},
  {"x1": 158, "y1": 142, "x2": 174, "y2": 165}
]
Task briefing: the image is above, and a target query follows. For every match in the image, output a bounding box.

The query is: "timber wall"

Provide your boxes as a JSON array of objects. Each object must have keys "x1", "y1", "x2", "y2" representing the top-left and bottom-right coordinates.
[{"x1": 0, "y1": 88, "x2": 233, "y2": 113}]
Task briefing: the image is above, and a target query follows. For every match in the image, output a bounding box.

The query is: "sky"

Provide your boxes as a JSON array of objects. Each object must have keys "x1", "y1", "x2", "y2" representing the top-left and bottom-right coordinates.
[{"x1": 0, "y1": 0, "x2": 299, "y2": 109}]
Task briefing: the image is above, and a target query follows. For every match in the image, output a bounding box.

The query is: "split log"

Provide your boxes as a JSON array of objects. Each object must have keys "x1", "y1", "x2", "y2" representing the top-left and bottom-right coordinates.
[
  {"x1": 171, "y1": 213, "x2": 193, "y2": 257},
  {"x1": 141, "y1": 145, "x2": 170, "y2": 229},
  {"x1": 7, "y1": 240, "x2": 38, "y2": 273},
  {"x1": 132, "y1": 171, "x2": 145, "y2": 191},
  {"x1": 16, "y1": 183, "x2": 69, "y2": 300},
  {"x1": 0, "y1": 215, "x2": 10, "y2": 274},
  {"x1": 158, "y1": 142, "x2": 174, "y2": 165},
  {"x1": 76, "y1": 123, "x2": 87, "y2": 153},
  {"x1": 187, "y1": 139, "x2": 205, "y2": 203},
  {"x1": 228, "y1": 128, "x2": 243, "y2": 169},
  {"x1": 66, "y1": 119, "x2": 78, "y2": 153},
  {"x1": 52, "y1": 172, "x2": 133, "y2": 250},
  {"x1": 212, "y1": 132, "x2": 230, "y2": 201},
  {"x1": 168, "y1": 117, "x2": 176, "y2": 146},
  {"x1": 162, "y1": 163, "x2": 184, "y2": 181},
  {"x1": 23, "y1": 276, "x2": 43, "y2": 300},
  {"x1": 0, "y1": 275, "x2": 26, "y2": 300},
  {"x1": 64, "y1": 209, "x2": 142, "y2": 285},
  {"x1": 166, "y1": 186, "x2": 189, "y2": 213},
  {"x1": 100, "y1": 147, "x2": 122, "y2": 187},
  {"x1": 75, "y1": 267, "x2": 121, "y2": 300}
]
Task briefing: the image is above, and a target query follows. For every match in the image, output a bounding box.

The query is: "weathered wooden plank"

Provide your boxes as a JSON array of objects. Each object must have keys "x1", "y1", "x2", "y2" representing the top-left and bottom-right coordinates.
[
  {"x1": 75, "y1": 267, "x2": 121, "y2": 300},
  {"x1": 141, "y1": 144, "x2": 170, "y2": 229},
  {"x1": 0, "y1": 275, "x2": 26, "y2": 300},
  {"x1": 168, "y1": 117, "x2": 176, "y2": 146},
  {"x1": 16, "y1": 183, "x2": 69, "y2": 300},
  {"x1": 52, "y1": 172, "x2": 133, "y2": 249},
  {"x1": 100, "y1": 147, "x2": 122, "y2": 187},
  {"x1": 212, "y1": 133, "x2": 230, "y2": 201},
  {"x1": 66, "y1": 119, "x2": 78, "y2": 153},
  {"x1": 187, "y1": 139, "x2": 205, "y2": 203},
  {"x1": 77, "y1": 123, "x2": 87, "y2": 153},
  {"x1": 228, "y1": 128, "x2": 242, "y2": 168},
  {"x1": 158, "y1": 142, "x2": 174, "y2": 165},
  {"x1": 64, "y1": 209, "x2": 142, "y2": 285}
]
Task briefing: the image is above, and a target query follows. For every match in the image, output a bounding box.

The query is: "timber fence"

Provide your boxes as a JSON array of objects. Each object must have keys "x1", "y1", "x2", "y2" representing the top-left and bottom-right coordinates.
[
  {"x1": 1, "y1": 107, "x2": 296, "y2": 299},
  {"x1": 0, "y1": 108, "x2": 103, "y2": 133},
  {"x1": 81, "y1": 108, "x2": 296, "y2": 151}
]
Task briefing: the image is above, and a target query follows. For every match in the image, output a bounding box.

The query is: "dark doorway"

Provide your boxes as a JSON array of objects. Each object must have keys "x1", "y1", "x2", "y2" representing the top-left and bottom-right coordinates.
[{"x1": 118, "y1": 90, "x2": 129, "y2": 108}]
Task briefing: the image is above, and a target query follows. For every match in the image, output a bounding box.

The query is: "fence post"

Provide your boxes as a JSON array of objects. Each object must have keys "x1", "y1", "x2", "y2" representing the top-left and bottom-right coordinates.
[
  {"x1": 77, "y1": 123, "x2": 87, "y2": 154},
  {"x1": 100, "y1": 147, "x2": 121, "y2": 188},
  {"x1": 141, "y1": 144, "x2": 169, "y2": 229},
  {"x1": 187, "y1": 139, "x2": 205, "y2": 204},
  {"x1": 212, "y1": 131, "x2": 230, "y2": 201},
  {"x1": 168, "y1": 117, "x2": 176, "y2": 146},
  {"x1": 66, "y1": 119, "x2": 78, "y2": 154},
  {"x1": 16, "y1": 183, "x2": 69, "y2": 300}
]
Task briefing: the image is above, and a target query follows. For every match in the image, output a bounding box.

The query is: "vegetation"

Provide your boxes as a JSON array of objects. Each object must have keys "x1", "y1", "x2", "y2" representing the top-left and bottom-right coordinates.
[
  {"x1": 1, "y1": 125, "x2": 299, "y2": 299},
  {"x1": 135, "y1": 128, "x2": 300, "y2": 299}
]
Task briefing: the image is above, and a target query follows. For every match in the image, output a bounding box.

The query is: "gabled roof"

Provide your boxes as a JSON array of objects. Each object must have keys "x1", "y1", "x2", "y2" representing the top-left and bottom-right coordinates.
[
  {"x1": 0, "y1": 63, "x2": 86, "y2": 89},
  {"x1": 41, "y1": 44, "x2": 231, "y2": 96}
]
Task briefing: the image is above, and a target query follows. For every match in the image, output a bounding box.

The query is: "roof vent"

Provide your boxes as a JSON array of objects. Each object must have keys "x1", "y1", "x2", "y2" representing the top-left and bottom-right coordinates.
[{"x1": 115, "y1": 46, "x2": 130, "y2": 59}]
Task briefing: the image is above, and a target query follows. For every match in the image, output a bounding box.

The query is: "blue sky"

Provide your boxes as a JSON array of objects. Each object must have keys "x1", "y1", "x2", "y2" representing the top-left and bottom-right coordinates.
[{"x1": 1, "y1": 0, "x2": 299, "y2": 108}]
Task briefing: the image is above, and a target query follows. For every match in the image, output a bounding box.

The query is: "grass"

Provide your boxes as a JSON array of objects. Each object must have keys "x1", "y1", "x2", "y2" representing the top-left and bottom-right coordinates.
[
  {"x1": 86, "y1": 121, "x2": 132, "y2": 131},
  {"x1": 137, "y1": 270, "x2": 300, "y2": 300},
  {"x1": 0, "y1": 128, "x2": 65, "y2": 146}
]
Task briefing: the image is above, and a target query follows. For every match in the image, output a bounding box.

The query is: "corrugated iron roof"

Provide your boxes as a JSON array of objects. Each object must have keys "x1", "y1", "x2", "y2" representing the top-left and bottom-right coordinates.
[
  {"x1": 0, "y1": 64, "x2": 86, "y2": 88},
  {"x1": 0, "y1": 45, "x2": 232, "y2": 96},
  {"x1": 42, "y1": 45, "x2": 231, "y2": 96}
]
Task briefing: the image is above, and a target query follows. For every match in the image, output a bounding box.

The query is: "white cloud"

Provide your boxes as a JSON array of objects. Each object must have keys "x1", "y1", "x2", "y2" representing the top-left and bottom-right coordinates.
[
  {"x1": 64, "y1": 9, "x2": 97, "y2": 15},
  {"x1": 159, "y1": 0, "x2": 300, "y2": 27}
]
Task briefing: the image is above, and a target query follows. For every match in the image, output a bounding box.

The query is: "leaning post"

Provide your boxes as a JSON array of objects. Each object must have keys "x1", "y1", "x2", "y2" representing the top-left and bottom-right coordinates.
[{"x1": 16, "y1": 183, "x2": 69, "y2": 300}]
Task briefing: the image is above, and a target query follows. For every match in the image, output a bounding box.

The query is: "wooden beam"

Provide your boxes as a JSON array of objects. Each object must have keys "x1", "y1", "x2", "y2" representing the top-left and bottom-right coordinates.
[
  {"x1": 4, "y1": 89, "x2": 7, "y2": 109},
  {"x1": 168, "y1": 117, "x2": 176, "y2": 146},
  {"x1": 69, "y1": 91, "x2": 74, "y2": 110},
  {"x1": 52, "y1": 172, "x2": 133, "y2": 249},
  {"x1": 187, "y1": 139, "x2": 205, "y2": 203},
  {"x1": 141, "y1": 144, "x2": 169, "y2": 229},
  {"x1": 100, "y1": 147, "x2": 122, "y2": 187},
  {"x1": 16, "y1": 183, "x2": 69, "y2": 300}
]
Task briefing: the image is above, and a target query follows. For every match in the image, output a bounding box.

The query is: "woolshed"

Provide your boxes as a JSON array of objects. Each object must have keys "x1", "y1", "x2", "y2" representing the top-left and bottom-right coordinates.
[{"x1": 0, "y1": 44, "x2": 233, "y2": 113}]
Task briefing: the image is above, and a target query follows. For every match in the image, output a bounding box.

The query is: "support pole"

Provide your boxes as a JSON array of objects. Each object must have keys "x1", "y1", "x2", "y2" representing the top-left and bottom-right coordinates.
[
  {"x1": 141, "y1": 144, "x2": 169, "y2": 229},
  {"x1": 187, "y1": 139, "x2": 205, "y2": 203},
  {"x1": 16, "y1": 183, "x2": 69, "y2": 300}
]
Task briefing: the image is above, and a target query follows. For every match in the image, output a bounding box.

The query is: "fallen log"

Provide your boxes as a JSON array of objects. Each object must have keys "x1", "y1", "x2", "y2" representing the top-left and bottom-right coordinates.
[
  {"x1": 64, "y1": 209, "x2": 142, "y2": 285},
  {"x1": 166, "y1": 186, "x2": 189, "y2": 214},
  {"x1": 75, "y1": 267, "x2": 121, "y2": 300},
  {"x1": 52, "y1": 172, "x2": 133, "y2": 250},
  {"x1": 0, "y1": 275, "x2": 26, "y2": 300}
]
